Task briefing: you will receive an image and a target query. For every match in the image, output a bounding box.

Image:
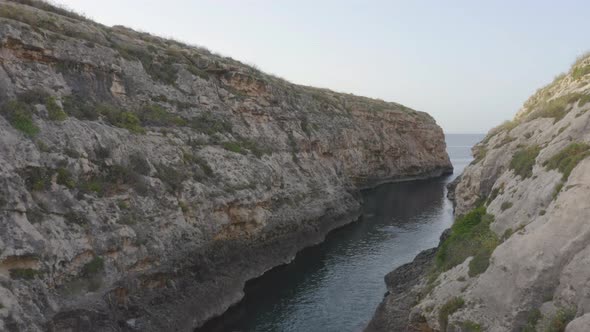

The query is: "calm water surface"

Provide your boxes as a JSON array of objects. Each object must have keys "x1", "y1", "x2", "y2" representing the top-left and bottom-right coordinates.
[{"x1": 199, "y1": 134, "x2": 484, "y2": 332}]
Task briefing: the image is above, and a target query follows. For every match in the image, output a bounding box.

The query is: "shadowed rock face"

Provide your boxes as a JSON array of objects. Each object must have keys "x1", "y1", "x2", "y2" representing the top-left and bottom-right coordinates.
[
  {"x1": 0, "y1": 1, "x2": 451, "y2": 331},
  {"x1": 367, "y1": 54, "x2": 590, "y2": 331}
]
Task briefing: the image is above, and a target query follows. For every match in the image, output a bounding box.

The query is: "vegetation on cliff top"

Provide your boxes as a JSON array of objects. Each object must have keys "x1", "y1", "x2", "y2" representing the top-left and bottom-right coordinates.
[
  {"x1": 475, "y1": 54, "x2": 590, "y2": 147},
  {"x1": 528, "y1": 93, "x2": 590, "y2": 122},
  {"x1": 0, "y1": 0, "x2": 415, "y2": 119},
  {"x1": 7, "y1": 0, "x2": 89, "y2": 21}
]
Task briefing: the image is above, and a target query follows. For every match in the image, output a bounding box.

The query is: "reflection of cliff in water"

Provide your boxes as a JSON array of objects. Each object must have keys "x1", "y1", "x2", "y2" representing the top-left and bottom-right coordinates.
[{"x1": 197, "y1": 134, "x2": 482, "y2": 332}]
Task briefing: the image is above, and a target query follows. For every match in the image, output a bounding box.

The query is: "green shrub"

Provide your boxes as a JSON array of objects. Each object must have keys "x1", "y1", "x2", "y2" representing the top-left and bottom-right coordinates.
[
  {"x1": 500, "y1": 201, "x2": 513, "y2": 211},
  {"x1": 129, "y1": 153, "x2": 151, "y2": 176},
  {"x1": 468, "y1": 250, "x2": 493, "y2": 277},
  {"x1": 0, "y1": 100, "x2": 39, "y2": 136},
  {"x1": 36, "y1": 139, "x2": 51, "y2": 152},
  {"x1": 300, "y1": 116, "x2": 313, "y2": 136},
  {"x1": 579, "y1": 94, "x2": 590, "y2": 108},
  {"x1": 8, "y1": 0, "x2": 89, "y2": 21},
  {"x1": 118, "y1": 111, "x2": 144, "y2": 133},
  {"x1": 94, "y1": 145, "x2": 111, "y2": 160},
  {"x1": 17, "y1": 88, "x2": 50, "y2": 105},
  {"x1": 46, "y1": 97, "x2": 67, "y2": 121},
  {"x1": 97, "y1": 104, "x2": 144, "y2": 133},
  {"x1": 222, "y1": 141, "x2": 244, "y2": 154},
  {"x1": 240, "y1": 139, "x2": 270, "y2": 158},
  {"x1": 197, "y1": 158, "x2": 213, "y2": 176},
  {"x1": 156, "y1": 164, "x2": 187, "y2": 192},
  {"x1": 502, "y1": 228, "x2": 514, "y2": 241},
  {"x1": 82, "y1": 256, "x2": 104, "y2": 276},
  {"x1": 487, "y1": 184, "x2": 504, "y2": 204},
  {"x1": 117, "y1": 200, "x2": 130, "y2": 210},
  {"x1": 572, "y1": 65, "x2": 590, "y2": 80},
  {"x1": 64, "y1": 210, "x2": 89, "y2": 226},
  {"x1": 108, "y1": 165, "x2": 149, "y2": 195},
  {"x1": 78, "y1": 164, "x2": 148, "y2": 197},
  {"x1": 521, "y1": 308, "x2": 541, "y2": 332},
  {"x1": 439, "y1": 297, "x2": 465, "y2": 331},
  {"x1": 189, "y1": 112, "x2": 233, "y2": 135},
  {"x1": 459, "y1": 320, "x2": 482, "y2": 332},
  {"x1": 472, "y1": 147, "x2": 487, "y2": 164},
  {"x1": 139, "y1": 104, "x2": 187, "y2": 127},
  {"x1": 22, "y1": 167, "x2": 51, "y2": 191},
  {"x1": 186, "y1": 65, "x2": 210, "y2": 80},
  {"x1": 529, "y1": 93, "x2": 586, "y2": 122},
  {"x1": 510, "y1": 145, "x2": 541, "y2": 179},
  {"x1": 9, "y1": 268, "x2": 41, "y2": 280},
  {"x1": 497, "y1": 120, "x2": 519, "y2": 133},
  {"x1": 146, "y1": 58, "x2": 178, "y2": 85},
  {"x1": 435, "y1": 207, "x2": 499, "y2": 277},
  {"x1": 544, "y1": 143, "x2": 590, "y2": 180},
  {"x1": 115, "y1": 43, "x2": 179, "y2": 84},
  {"x1": 546, "y1": 307, "x2": 576, "y2": 332},
  {"x1": 179, "y1": 201, "x2": 189, "y2": 214},
  {"x1": 183, "y1": 152, "x2": 213, "y2": 176},
  {"x1": 78, "y1": 178, "x2": 104, "y2": 196},
  {"x1": 56, "y1": 167, "x2": 75, "y2": 189},
  {"x1": 62, "y1": 94, "x2": 98, "y2": 120},
  {"x1": 118, "y1": 213, "x2": 137, "y2": 225}
]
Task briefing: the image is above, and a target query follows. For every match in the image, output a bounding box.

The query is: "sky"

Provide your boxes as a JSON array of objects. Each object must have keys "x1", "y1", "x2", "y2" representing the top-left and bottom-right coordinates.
[{"x1": 53, "y1": 0, "x2": 590, "y2": 134}]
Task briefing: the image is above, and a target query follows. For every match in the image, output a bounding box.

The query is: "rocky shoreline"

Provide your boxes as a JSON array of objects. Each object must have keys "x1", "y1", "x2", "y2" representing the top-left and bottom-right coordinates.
[
  {"x1": 46, "y1": 167, "x2": 454, "y2": 332},
  {"x1": 190, "y1": 166, "x2": 454, "y2": 330}
]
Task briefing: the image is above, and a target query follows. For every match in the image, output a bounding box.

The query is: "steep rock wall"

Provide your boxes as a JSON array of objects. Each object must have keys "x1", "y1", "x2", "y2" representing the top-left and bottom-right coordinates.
[{"x1": 0, "y1": 1, "x2": 451, "y2": 331}]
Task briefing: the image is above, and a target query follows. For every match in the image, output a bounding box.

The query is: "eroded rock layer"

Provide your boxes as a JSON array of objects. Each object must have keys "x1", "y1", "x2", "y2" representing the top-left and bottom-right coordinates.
[{"x1": 0, "y1": 1, "x2": 451, "y2": 331}]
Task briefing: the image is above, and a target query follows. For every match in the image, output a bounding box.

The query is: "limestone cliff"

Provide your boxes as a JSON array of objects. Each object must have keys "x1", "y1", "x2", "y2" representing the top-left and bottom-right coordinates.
[
  {"x1": 0, "y1": 1, "x2": 451, "y2": 331},
  {"x1": 367, "y1": 53, "x2": 590, "y2": 331}
]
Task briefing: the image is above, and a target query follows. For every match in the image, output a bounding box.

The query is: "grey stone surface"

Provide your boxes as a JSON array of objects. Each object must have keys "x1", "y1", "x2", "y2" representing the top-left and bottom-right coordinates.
[{"x1": 0, "y1": 2, "x2": 452, "y2": 331}]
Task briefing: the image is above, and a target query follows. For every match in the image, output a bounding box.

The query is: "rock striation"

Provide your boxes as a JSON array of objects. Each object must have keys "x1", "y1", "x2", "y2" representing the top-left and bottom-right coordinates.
[
  {"x1": 0, "y1": 1, "x2": 451, "y2": 331},
  {"x1": 367, "y1": 53, "x2": 590, "y2": 331}
]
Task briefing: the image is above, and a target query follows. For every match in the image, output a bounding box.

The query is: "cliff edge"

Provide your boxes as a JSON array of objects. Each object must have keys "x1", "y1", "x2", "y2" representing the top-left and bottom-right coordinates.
[
  {"x1": 0, "y1": 1, "x2": 451, "y2": 331},
  {"x1": 367, "y1": 52, "x2": 590, "y2": 331}
]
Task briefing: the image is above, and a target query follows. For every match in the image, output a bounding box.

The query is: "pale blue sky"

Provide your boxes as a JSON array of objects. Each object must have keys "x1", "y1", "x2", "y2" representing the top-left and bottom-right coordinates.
[{"x1": 55, "y1": 0, "x2": 590, "y2": 133}]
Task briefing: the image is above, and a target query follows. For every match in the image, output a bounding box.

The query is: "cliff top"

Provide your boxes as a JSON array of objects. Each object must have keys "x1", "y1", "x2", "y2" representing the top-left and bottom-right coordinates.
[{"x1": 0, "y1": 0, "x2": 423, "y2": 119}]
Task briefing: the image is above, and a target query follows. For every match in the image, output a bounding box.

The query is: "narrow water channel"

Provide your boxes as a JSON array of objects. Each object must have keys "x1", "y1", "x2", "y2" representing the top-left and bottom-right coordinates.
[{"x1": 199, "y1": 134, "x2": 484, "y2": 332}]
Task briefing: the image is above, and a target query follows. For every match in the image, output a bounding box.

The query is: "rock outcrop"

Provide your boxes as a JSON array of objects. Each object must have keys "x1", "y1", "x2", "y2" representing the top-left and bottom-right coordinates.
[
  {"x1": 0, "y1": 1, "x2": 452, "y2": 331},
  {"x1": 367, "y1": 53, "x2": 590, "y2": 331}
]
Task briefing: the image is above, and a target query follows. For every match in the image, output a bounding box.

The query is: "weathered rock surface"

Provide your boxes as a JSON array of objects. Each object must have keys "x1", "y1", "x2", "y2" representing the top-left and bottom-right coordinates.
[
  {"x1": 0, "y1": 1, "x2": 452, "y2": 331},
  {"x1": 367, "y1": 53, "x2": 590, "y2": 331}
]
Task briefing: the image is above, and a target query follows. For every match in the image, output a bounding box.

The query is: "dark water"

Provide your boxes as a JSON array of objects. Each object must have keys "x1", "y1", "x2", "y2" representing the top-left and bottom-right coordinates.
[{"x1": 199, "y1": 134, "x2": 484, "y2": 332}]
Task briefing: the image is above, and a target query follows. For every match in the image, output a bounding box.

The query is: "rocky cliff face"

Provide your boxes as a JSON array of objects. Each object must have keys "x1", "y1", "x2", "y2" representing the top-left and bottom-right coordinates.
[
  {"x1": 0, "y1": 1, "x2": 451, "y2": 331},
  {"x1": 367, "y1": 53, "x2": 590, "y2": 331}
]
